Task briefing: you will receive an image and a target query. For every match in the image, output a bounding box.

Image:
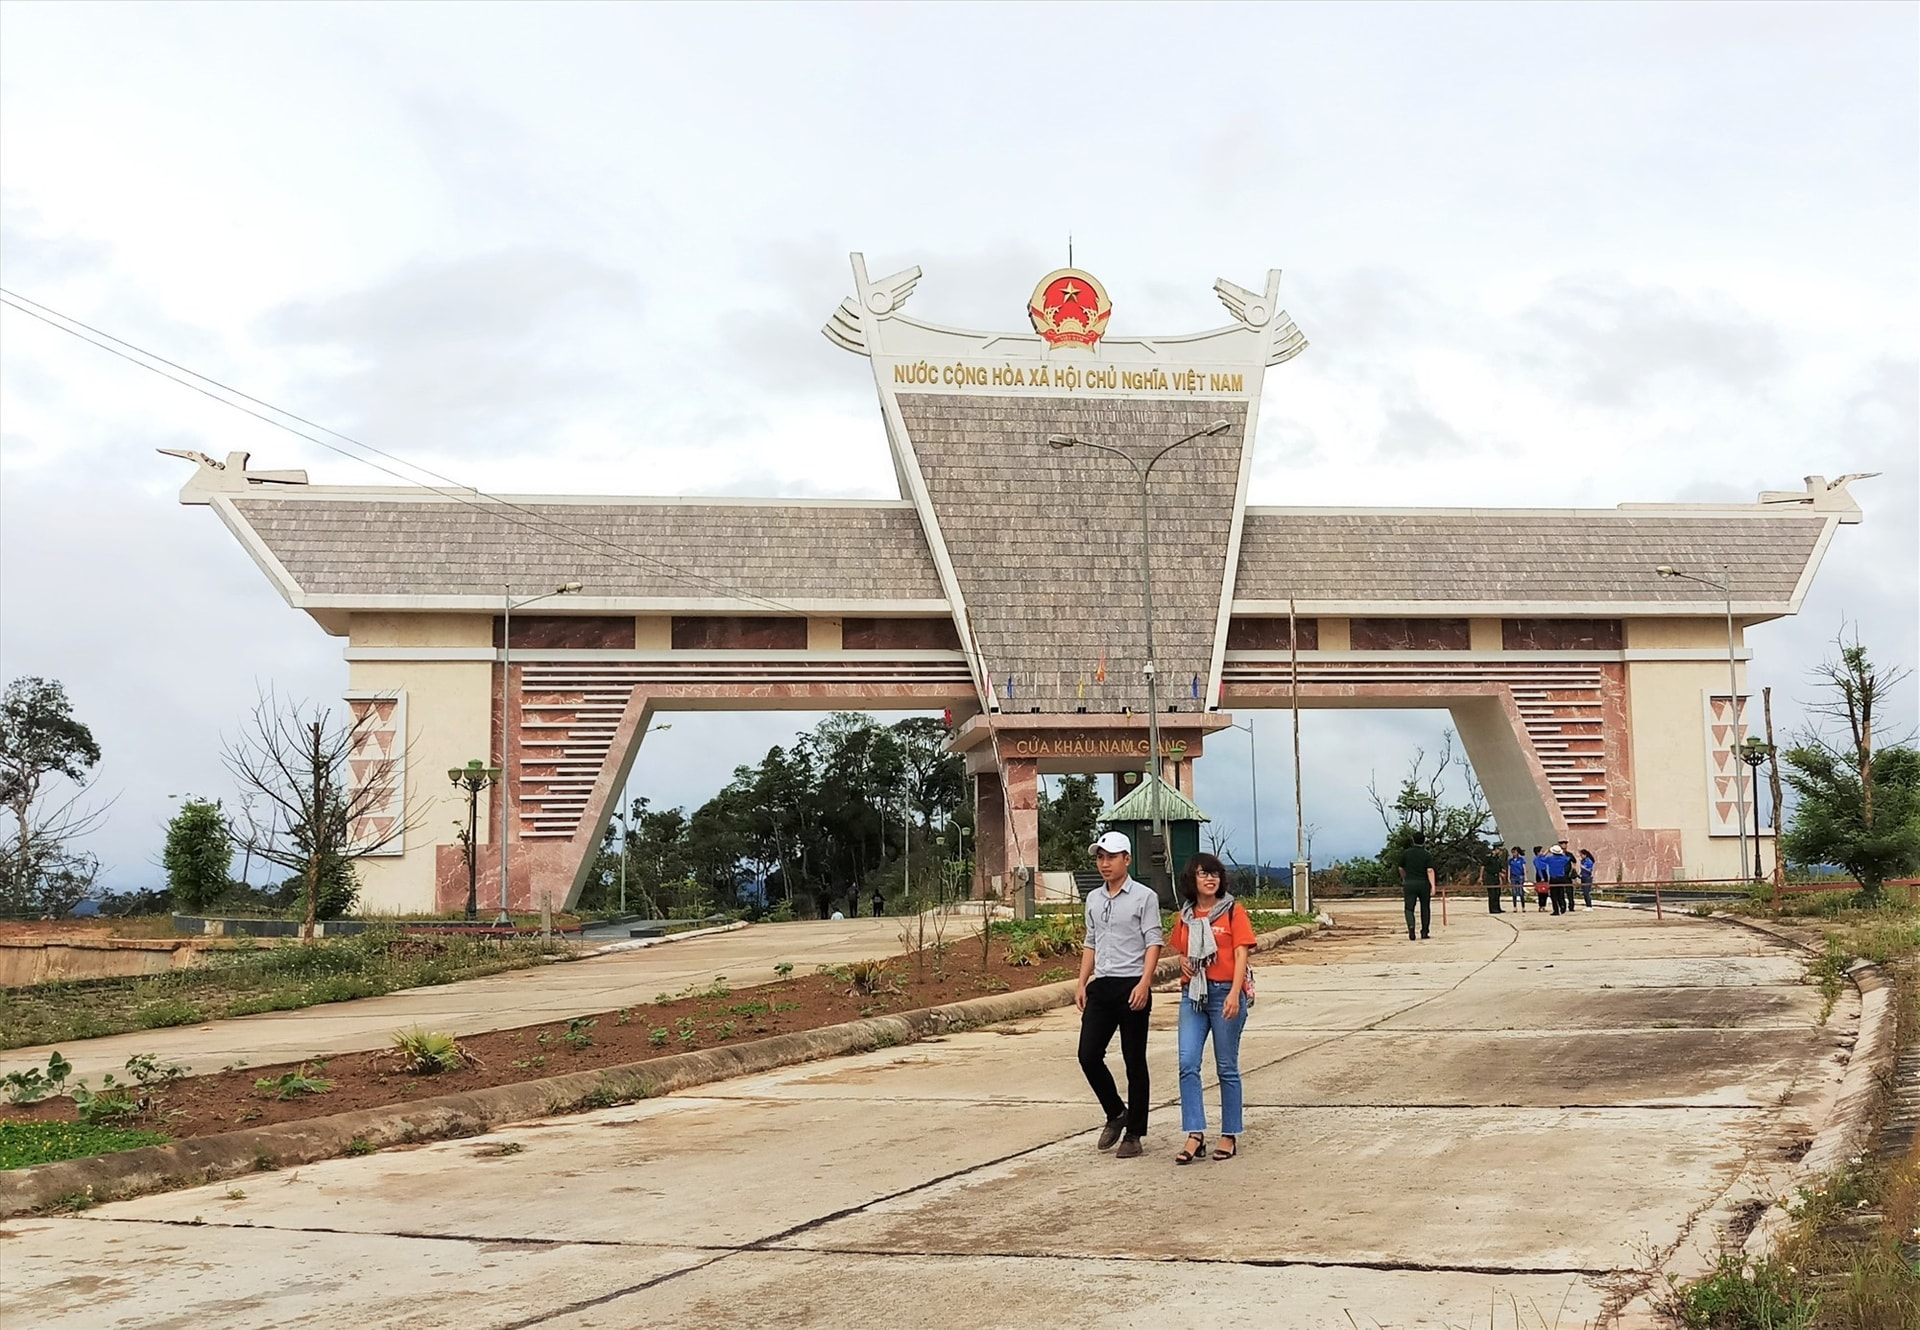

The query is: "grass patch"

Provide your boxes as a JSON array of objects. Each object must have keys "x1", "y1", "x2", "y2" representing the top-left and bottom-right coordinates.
[
  {"x1": 1660, "y1": 1252, "x2": 1819, "y2": 1329},
  {"x1": 0, "y1": 929, "x2": 567, "y2": 1050},
  {"x1": 0, "y1": 1120, "x2": 168, "y2": 1170}
]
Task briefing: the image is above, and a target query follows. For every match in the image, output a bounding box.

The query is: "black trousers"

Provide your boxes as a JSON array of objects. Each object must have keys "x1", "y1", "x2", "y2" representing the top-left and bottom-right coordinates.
[
  {"x1": 1403, "y1": 883, "x2": 1432, "y2": 937},
  {"x1": 1549, "y1": 880, "x2": 1570, "y2": 914},
  {"x1": 1486, "y1": 887, "x2": 1504, "y2": 913},
  {"x1": 1079, "y1": 976, "x2": 1151, "y2": 1138}
]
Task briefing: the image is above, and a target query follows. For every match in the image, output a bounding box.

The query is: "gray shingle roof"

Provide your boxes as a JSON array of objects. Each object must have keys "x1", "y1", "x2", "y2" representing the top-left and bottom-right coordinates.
[
  {"x1": 229, "y1": 497, "x2": 948, "y2": 604},
  {"x1": 1234, "y1": 511, "x2": 1827, "y2": 607},
  {"x1": 895, "y1": 394, "x2": 1247, "y2": 715}
]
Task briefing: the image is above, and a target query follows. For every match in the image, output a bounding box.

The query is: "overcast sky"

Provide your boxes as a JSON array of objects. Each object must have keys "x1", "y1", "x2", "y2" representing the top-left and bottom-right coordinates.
[{"x1": 2, "y1": 2, "x2": 1915, "y2": 889}]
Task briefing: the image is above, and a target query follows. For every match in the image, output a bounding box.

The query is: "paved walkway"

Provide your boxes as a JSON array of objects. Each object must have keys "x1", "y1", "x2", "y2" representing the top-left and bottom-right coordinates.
[
  {"x1": 6, "y1": 902, "x2": 1854, "y2": 1328},
  {"x1": 1, "y1": 918, "x2": 908, "y2": 1081}
]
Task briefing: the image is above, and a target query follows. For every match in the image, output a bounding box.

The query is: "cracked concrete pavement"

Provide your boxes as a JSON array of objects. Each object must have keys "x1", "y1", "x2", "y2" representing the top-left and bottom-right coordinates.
[{"x1": 2, "y1": 901, "x2": 1855, "y2": 1329}]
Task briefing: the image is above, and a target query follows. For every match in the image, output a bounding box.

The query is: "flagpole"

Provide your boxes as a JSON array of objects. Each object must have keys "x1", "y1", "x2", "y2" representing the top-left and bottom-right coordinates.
[{"x1": 1290, "y1": 596, "x2": 1307, "y2": 911}]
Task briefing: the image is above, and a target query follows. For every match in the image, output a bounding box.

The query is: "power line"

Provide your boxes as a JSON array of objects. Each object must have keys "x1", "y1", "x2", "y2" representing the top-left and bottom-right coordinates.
[{"x1": 0, "y1": 287, "x2": 813, "y2": 617}]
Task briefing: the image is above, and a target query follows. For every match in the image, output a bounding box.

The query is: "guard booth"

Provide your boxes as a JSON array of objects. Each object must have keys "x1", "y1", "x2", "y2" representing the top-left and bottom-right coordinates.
[{"x1": 1097, "y1": 775, "x2": 1211, "y2": 906}]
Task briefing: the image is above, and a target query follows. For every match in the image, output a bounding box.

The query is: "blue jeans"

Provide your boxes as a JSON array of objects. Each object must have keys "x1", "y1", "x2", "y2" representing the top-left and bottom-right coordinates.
[{"x1": 1178, "y1": 984, "x2": 1249, "y2": 1137}]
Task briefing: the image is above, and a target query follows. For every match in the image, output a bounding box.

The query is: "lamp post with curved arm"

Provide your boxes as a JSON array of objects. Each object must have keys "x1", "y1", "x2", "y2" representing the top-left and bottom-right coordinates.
[
  {"x1": 448, "y1": 760, "x2": 502, "y2": 921},
  {"x1": 1655, "y1": 564, "x2": 1749, "y2": 881},
  {"x1": 499, "y1": 581, "x2": 583, "y2": 923},
  {"x1": 1738, "y1": 735, "x2": 1774, "y2": 884},
  {"x1": 1049, "y1": 419, "x2": 1230, "y2": 899}
]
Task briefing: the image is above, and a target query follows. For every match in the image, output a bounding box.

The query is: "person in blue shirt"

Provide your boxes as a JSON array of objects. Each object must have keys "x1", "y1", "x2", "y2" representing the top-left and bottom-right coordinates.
[
  {"x1": 1507, "y1": 848, "x2": 1527, "y2": 912},
  {"x1": 1546, "y1": 844, "x2": 1574, "y2": 914},
  {"x1": 1577, "y1": 849, "x2": 1596, "y2": 908},
  {"x1": 1531, "y1": 847, "x2": 1550, "y2": 912}
]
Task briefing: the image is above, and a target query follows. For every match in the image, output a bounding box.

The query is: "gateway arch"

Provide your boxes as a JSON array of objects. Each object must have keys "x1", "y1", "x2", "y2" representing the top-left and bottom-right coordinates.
[{"x1": 173, "y1": 256, "x2": 1866, "y2": 912}]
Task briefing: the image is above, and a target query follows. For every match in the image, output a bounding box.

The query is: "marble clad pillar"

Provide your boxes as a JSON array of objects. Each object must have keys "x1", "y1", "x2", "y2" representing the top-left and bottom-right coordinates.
[{"x1": 973, "y1": 760, "x2": 1039, "y2": 899}]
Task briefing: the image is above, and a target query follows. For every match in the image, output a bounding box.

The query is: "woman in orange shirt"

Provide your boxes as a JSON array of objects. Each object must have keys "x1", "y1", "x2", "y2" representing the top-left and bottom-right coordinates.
[{"x1": 1168, "y1": 851, "x2": 1257, "y2": 1163}]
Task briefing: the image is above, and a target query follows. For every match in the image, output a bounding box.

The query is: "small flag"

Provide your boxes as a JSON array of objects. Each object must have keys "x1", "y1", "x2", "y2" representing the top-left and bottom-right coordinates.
[
  {"x1": 1095, "y1": 652, "x2": 1107, "y2": 683},
  {"x1": 1191, "y1": 674, "x2": 1200, "y2": 700},
  {"x1": 1076, "y1": 676, "x2": 1086, "y2": 700},
  {"x1": 1006, "y1": 673, "x2": 1015, "y2": 699}
]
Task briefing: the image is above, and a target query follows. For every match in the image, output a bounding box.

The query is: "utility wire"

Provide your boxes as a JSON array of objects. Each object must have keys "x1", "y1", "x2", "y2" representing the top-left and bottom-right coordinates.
[{"x1": 0, "y1": 287, "x2": 814, "y2": 617}]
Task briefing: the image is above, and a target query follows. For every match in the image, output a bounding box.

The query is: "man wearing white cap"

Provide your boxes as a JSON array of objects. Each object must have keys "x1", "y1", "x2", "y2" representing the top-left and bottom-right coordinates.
[{"x1": 1076, "y1": 829, "x2": 1164, "y2": 1159}]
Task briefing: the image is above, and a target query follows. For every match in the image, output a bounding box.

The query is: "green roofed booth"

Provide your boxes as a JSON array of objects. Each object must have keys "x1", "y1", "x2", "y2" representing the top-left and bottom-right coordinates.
[{"x1": 1095, "y1": 775, "x2": 1210, "y2": 905}]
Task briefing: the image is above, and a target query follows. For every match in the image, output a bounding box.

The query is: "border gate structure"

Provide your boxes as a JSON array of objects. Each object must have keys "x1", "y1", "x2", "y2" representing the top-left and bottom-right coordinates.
[{"x1": 171, "y1": 256, "x2": 1868, "y2": 913}]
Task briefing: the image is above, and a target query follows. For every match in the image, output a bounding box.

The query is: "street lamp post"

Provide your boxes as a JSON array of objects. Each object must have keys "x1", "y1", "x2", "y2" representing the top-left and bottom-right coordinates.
[
  {"x1": 499, "y1": 581, "x2": 583, "y2": 923},
  {"x1": 448, "y1": 760, "x2": 502, "y2": 921},
  {"x1": 1228, "y1": 718, "x2": 1260, "y2": 893},
  {"x1": 1050, "y1": 419, "x2": 1230, "y2": 899},
  {"x1": 1655, "y1": 564, "x2": 1749, "y2": 881},
  {"x1": 1738, "y1": 736, "x2": 1774, "y2": 884}
]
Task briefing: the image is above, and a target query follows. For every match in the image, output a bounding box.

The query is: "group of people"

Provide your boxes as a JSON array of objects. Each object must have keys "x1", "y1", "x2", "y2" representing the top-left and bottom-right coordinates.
[
  {"x1": 1399, "y1": 832, "x2": 1603, "y2": 940},
  {"x1": 1075, "y1": 832, "x2": 1254, "y2": 1164},
  {"x1": 1502, "y1": 844, "x2": 1597, "y2": 916}
]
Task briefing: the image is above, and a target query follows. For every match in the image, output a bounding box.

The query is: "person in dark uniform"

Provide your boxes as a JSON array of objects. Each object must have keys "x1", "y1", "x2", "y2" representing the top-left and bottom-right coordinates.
[
  {"x1": 870, "y1": 887, "x2": 885, "y2": 917},
  {"x1": 1484, "y1": 854, "x2": 1504, "y2": 914},
  {"x1": 1399, "y1": 832, "x2": 1436, "y2": 941}
]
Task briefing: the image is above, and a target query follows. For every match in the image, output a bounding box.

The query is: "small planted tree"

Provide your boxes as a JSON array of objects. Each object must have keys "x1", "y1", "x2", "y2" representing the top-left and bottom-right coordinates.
[
  {"x1": 223, "y1": 691, "x2": 417, "y2": 940},
  {"x1": 163, "y1": 798, "x2": 232, "y2": 912},
  {"x1": 1781, "y1": 639, "x2": 1920, "y2": 903}
]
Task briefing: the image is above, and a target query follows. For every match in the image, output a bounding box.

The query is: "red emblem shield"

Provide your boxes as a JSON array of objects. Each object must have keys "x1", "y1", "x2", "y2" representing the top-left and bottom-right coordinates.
[{"x1": 1029, "y1": 269, "x2": 1112, "y2": 347}]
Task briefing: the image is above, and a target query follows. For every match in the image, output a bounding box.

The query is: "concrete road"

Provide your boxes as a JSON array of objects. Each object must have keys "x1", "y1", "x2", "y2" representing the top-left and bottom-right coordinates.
[
  {"x1": 1, "y1": 918, "x2": 909, "y2": 1082},
  {"x1": 4, "y1": 902, "x2": 1853, "y2": 1329}
]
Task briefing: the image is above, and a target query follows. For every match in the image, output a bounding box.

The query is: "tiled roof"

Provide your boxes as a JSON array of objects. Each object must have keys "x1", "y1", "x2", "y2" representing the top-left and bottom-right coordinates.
[
  {"x1": 219, "y1": 493, "x2": 1833, "y2": 626},
  {"x1": 1234, "y1": 511, "x2": 1827, "y2": 607},
  {"x1": 228, "y1": 497, "x2": 948, "y2": 604},
  {"x1": 895, "y1": 394, "x2": 1247, "y2": 715}
]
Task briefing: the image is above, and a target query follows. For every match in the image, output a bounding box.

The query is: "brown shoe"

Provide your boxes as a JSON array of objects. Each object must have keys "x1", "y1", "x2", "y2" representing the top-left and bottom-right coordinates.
[
  {"x1": 1115, "y1": 1135, "x2": 1143, "y2": 1159},
  {"x1": 1096, "y1": 1116, "x2": 1125, "y2": 1151}
]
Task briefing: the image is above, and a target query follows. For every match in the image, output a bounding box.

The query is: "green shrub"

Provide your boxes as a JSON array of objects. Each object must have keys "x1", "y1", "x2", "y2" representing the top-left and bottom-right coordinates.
[
  {"x1": 390, "y1": 1028, "x2": 470, "y2": 1074},
  {"x1": 3, "y1": 1051, "x2": 72, "y2": 1104},
  {"x1": 254, "y1": 1065, "x2": 334, "y2": 1100},
  {"x1": 163, "y1": 798, "x2": 231, "y2": 913},
  {"x1": 1662, "y1": 1254, "x2": 1817, "y2": 1329}
]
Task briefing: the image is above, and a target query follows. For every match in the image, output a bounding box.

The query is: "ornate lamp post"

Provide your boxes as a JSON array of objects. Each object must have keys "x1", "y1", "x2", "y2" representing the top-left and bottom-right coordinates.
[
  {"x1": 1656, "y1": 564, "x2": 1749, "y2": 881},
  {"x1": 1737, "y1": 736, "x2": 1774, "y2": 883},
  {"x1": 498, "y1": 581, "x2": 582, "y2": 923},
  {"x1": 1050, "y1": 418, "x2": 1230, "y2": 899},
  {"x1": 448, "y1": 759, "x2": 502, "y2": 921}
]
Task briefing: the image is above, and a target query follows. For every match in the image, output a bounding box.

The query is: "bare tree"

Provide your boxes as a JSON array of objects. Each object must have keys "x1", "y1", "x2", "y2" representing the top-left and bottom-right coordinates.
[
  {"x1": 223, "y1": 690, "x2": 418, "y2": 941},
  {"x1": 1804, "y1": 632, "x2": 1914, "y2": 833}
]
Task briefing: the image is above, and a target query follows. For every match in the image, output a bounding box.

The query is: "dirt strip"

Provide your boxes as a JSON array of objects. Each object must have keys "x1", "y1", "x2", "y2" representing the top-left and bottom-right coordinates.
[{"x1": 0, "y1": 924, "x2": 1313, "y2": 1215}]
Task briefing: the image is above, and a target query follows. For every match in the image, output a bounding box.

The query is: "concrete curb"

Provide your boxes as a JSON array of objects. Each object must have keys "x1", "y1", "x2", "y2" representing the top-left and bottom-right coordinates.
[
  {"x1": 1577, "y1": 910, "x2": 1897, "y2": 1325},
  {"x1": 1742, "y1": 957, "x2": 1895, "y2": 1259},
  {"x1": 578, "y1": 919, "x2": 748, "y2": 957},
  {"x1": 1686, "y1": 912, "x2": 1900, "y2": 1258},
  {"x1": 0, "y1": 923, "x2": 1314, "y2": 1217}
]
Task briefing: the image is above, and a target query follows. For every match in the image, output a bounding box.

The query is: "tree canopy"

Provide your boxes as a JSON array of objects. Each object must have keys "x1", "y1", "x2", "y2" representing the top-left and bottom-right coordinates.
[
  {"x1": 0, "y1": 677, "x2": 105, "y2": 918},
  {"x1": 582, "y1": 713, "x2": 969, "y2": 918},
  {"x1": 1780, "y1": 639, "x2": 1920, "y2": 900}
]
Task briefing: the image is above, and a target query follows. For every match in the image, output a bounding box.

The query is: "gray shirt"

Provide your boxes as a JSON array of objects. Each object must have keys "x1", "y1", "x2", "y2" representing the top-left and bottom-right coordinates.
[{"x1": 1084, "y1": 878, "x2": 1164, "y2": 980}]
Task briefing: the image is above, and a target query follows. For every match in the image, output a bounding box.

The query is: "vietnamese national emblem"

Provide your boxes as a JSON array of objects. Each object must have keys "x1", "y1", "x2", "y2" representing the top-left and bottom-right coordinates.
[{"x1": 1028, "y1": 269, "x2": 1112, "y2": 347}]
